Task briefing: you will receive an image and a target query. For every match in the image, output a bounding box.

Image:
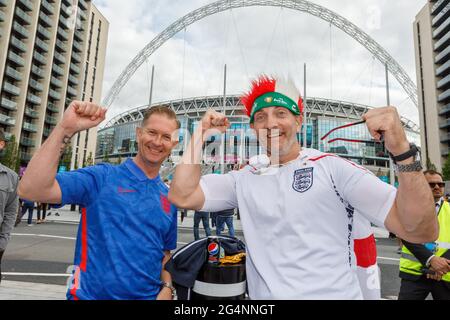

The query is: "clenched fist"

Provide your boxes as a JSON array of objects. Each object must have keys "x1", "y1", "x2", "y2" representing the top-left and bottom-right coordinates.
[
  {"x1": 200, "y1": 109, "x2": 230, "y2": 138},
  {"x1": 59, "y1": 101, "x2": 107, "y2": 136},
  {"x1": 362, "y1": 106, "x2": 410, "y2": 157}
]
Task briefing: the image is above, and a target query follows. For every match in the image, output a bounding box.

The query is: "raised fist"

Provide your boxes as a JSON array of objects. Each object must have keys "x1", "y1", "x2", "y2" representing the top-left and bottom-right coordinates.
[
  {"x1": 200, "y1": 109, "x2": 230, "y2": 138},
  {"x1": 60, "y1": 101, "x2": 107, "y2": 136}
]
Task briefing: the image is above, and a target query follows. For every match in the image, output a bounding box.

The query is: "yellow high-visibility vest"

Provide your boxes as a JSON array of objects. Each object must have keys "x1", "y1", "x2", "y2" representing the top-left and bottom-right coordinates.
[{"x1": 399, "y1": 200, "x2": 450, "y2": 282}]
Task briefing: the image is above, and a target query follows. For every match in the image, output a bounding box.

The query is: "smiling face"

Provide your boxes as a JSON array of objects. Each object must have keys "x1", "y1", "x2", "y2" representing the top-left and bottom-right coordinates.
[
  {"x1": 250, "y1": 106, "x2": 302, "y2": 162},
  {"x1": 136, "y1": 113, "x2": 179, "y2": 166},
  {"x1": 425, "y1": 173, "x2": 445, "y2": 202}
]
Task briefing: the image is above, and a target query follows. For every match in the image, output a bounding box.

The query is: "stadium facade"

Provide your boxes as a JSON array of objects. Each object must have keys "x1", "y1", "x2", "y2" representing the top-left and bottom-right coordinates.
[{"x1": 96, "y1": 95, "x2": 420, "y2": 182}]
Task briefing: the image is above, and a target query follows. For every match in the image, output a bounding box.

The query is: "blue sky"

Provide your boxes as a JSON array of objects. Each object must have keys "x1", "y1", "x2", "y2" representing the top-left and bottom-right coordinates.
[{"x1": 93, "y1": 0, "x2": 427, "y2": 125}]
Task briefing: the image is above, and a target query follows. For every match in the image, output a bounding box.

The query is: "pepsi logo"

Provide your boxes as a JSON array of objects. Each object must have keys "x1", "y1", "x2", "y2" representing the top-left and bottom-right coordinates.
[{"x1": 208, "y1": 242, "x2": 219, "y2": 256}]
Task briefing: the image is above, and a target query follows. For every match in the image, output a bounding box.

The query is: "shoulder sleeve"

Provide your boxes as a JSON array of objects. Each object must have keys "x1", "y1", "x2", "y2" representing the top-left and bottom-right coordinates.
[
  {"x1": 330, "y1": 157, "x2": 397, "y2": 228},
  {"x1": 55, "y1": 164, "x2": 110, "y2": 207},
  {"x1": 199, "y1": 173, "x2": 238, "y2": 212}
]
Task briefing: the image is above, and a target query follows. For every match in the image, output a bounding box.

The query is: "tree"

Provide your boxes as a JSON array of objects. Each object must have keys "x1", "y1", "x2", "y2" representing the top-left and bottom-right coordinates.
[
  {"x1": 59, "y1": 141, "x2": 72, "y2": 171},
  {"x1": 85, "y1": 152, "x2": 94, "y2": 167},
  {"x1": 0, "y1": 135, "x2": 20, "y2": 173},
  {"x1": 103, "y1": 151, "x2": 110, "y2": 163},
  {"x1": 442, "y1": 154, "x2": 450, "y2": 181},
  {"x1": 426, "y1": 157, "x2": 437, "y2": 171}
]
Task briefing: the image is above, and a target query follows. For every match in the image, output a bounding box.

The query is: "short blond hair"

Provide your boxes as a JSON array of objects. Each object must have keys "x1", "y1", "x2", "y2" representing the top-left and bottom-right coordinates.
[{"x1": 142, "y1": 106, "x2": 180, "y2": 129}]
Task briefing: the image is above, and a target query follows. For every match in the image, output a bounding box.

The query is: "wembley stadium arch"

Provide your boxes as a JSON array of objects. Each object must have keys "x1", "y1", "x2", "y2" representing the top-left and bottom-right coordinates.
[{"x1": 102, "y1": 0, "x2": 418, "y2": 110}]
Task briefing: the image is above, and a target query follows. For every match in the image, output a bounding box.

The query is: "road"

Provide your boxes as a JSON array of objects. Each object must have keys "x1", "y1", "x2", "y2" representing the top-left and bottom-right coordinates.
[{"x1": 2, "y1": 221, "x2": 403, "y2": 299}]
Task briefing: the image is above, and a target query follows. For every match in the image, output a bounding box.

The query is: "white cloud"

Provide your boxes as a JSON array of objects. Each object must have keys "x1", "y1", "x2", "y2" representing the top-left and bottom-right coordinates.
[{"x1": 93, "y1": 0, "x2": 427, "y2": 126}]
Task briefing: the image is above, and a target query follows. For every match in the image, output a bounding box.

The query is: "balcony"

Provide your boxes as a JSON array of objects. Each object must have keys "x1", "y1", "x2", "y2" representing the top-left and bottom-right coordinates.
[
  {"x1": 45, "y1": 114, "x2": 58, "y2": 125},
  {"x1": 78, "y1": 0, "x2": 88, "y2": 9},
  {"x1": 439, "y1": 103, "x2": 450, "y2": 116},
  {"x1": 8, "y1": 51, "x2": 25, "y2": 67},
  {"x1": 0, "y1": 10, "x2": 5, "y2": 22},
  {"x1": 60, "y1": 3, "x2": 70, "y2": 17},
  {"x1": 58, "y1": 27, "x2": 69, "y2": 40},
  {"x1": 22, "y1": 122, "x2": 38, "y2": 133},
  {"x1": 0, "y1": 114, "x2": 16, "y2": 126},
  {"x1": 0, "y1": 0, "x2": 7, "y2": 6},
  {"x1": 47, "y1": 103, "x2": 59, "y2": 113},
  {"x1": 52, "y1": 63, "x2": 64, "y2": 76},
  {"x1": 51, "y1": 76, "x2": 63, "y2": 88},
  {"x1": 54, "y1": 52, "x2": 66, "y2": 64},
  {"x1": 33, "y1": 51, "x2": 47, "y2": 65},
  {"x1": 433, "y1": 4, "x2": 450, "y2": 27},
  {"x1": 70, "y1": 63, "x2": 80, "y2": 74},
  {"x1": 437, "y1": 59, "x2": 450, "y2": 77},
  {"x1": 18, "y1": 0, "x2": 33, "y2": 11},
  {"x1": 4, "y1": 132, "x2": 12, "y2": 141},
  {"x1": 29, "y1": 79, "x2": 44, "y2": 92},
  {"x1": 73, "y1": 40, "x2": 83, "y2": 52},
  {"x1": 35, "y1": 37, "x2": 49, "y2": 52},
  {"x1": 13, "y1": 21, "x2": 29, "y2": 38},
  {"x1": 0, "y1": 97, "x2": 17, "y2": 111},
  {"x1": 24, "y1": 107, "x2": 39, "y2": 119},
  {"x1": 39, "y1": 11, "x2": 53, "y2": 27},
  {"x1": 440, "y1": 119, "x2": 450, "y2": 129},
  {"x1": 435, "y1": 30, "x2": 450, "y2": 51},
  {"x1": 67, "y1": 86, "x2": 78, "y2": 97},
  {"x1": 41, "y1": 0, "x2": 54, "y2": 14},
  {"x1": 27, "y1": 92, "x2": 41, "y2": 105},
  {"x1": 31, "y1": 64, "x2": 45, "y2": 78},
  {"x1": 10, "y1": 36, "x2": 27, "y2": 52},
  {"x1": 49, "y1": 89, "x2": 61, "y2": 100},
  {"x1": 72, "y1": 51, "x2": 82, "y2": 63},
  {"x1": 2, "y1": 82, "x2": 21, "y2": 96},
  {"x1": 37, "y1": 25, "x2": 52, "y2": 40},
  {"x1": 43, "y1": 127, "x2": 52, "y2": 136},
  {"x1": 15, "y1": 6, "x2": 32, "y2": 24},
  {"x1": 439, "y1": 88, "x2": 450, "y2": 103},
  {"x1": 68, "y1": 74, "x2": 78, "y2": 85},
  {"x1": 19, "y1": 152, "x2": 33, "y2": 162},
  {"x1": 56, "y1": 39, "x2": 66, "y2": 52},
  {"x1": 5, "y1": 66, "x2": 22, "y2": 81},
  {"x1": 432, "y1": 0, "x2": 447, "y2": 15},
  {"x1": 78, "y1": 8, "x2": 87, "y2": 21},
  {"x1": 20, "y1": 137, "x2": 36, "y2": 147}
]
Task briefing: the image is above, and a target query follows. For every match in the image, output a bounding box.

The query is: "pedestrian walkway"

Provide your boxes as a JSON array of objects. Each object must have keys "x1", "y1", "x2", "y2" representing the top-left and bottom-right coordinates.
[
  {"x1": 0, "y1": 280, "x2": 66, "y2": 300},
  {"x1": 38, "y1": 206, "x2": 389, "y2": 238}
]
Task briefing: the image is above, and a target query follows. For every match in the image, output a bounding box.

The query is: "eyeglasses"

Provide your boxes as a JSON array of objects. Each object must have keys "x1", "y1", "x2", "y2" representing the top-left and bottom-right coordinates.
[
  {"x1": 429, "y1": 182, "x2": 445, "y2": 188},
  {"x1": 320, "y1": 120, "x2": 384, "y2": 144}
]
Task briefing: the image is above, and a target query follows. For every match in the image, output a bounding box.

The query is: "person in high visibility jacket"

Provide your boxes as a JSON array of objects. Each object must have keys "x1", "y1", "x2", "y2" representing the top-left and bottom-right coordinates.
[{"x1": 398, "y1": 170, "x2": 450, "y2": 300}]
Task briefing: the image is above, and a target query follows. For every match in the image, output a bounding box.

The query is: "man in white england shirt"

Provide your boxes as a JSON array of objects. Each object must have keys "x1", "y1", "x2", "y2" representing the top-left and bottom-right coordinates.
[{"x1": 168, "y1": 75, "x2": 438, "y2": 299}]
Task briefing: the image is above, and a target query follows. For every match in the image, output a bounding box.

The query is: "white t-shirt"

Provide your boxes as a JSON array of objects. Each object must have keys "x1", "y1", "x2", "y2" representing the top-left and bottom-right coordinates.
[{"x1": 199, "y1": 148, "x2": 396, "y2": 299}]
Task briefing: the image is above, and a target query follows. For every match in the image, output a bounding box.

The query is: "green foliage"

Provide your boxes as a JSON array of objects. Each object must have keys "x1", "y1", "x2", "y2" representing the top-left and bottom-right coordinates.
[
  {"x1": 442, "y1": 154, "x2": 450, "y2": 181},
  {"x1": 0, "y1": 135, "x2": 20, "y2": 173}
]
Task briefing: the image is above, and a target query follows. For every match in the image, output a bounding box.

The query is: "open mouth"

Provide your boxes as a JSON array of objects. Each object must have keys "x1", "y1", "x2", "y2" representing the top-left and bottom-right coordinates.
[
  {"x1": 267, "y1": 131, "x2": 283, "y2": 138},
  {"x1": 147, "y1": 146, "x2": 163, "y2": 155}
]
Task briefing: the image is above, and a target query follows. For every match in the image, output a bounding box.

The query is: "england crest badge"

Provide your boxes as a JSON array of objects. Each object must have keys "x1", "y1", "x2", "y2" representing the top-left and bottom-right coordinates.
[{"x1": 292, "y1": 168, "x2": 314, "y2": 193}]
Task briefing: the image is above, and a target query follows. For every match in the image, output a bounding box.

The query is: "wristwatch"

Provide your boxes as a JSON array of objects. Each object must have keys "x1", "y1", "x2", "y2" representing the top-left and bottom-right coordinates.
[
  {"x1": 389, "y1": 143, "x2": 422, "y2": 173},
  {"x1": 161, "y1": 282, "x2": 177, "y2": 299}
]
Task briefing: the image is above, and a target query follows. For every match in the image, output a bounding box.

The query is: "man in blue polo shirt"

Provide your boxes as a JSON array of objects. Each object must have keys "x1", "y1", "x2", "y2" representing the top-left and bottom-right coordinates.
[{"x1": 18, "y1": 101, "x2": 180, "y2": 300}]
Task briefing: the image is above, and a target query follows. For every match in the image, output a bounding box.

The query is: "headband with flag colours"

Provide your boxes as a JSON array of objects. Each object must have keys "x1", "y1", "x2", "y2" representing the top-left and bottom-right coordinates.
[{"x1": 241, "y1": 75, "x2": 304, "y2": 123}]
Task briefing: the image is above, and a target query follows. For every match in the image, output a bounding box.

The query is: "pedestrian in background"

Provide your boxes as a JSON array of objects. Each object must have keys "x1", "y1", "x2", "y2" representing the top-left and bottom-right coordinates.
[
  {"x1": 36, "y1": 202, "x2": 48, "y2": 224},
  {"x1": 193, "y1": 210, "x2": 211, "y2": 240},
  {"x1": 215, "y1": 208, "x2": 235, "y2": 237},
  {"x1": 20, "y1": 199, "x2": 35, "y2": 226},
  {"x1": 0, "y1": 129, "x2": 19, "y2": 283}
]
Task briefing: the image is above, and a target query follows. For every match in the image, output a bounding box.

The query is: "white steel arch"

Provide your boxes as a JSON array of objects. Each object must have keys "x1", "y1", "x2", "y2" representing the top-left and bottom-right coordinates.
[{"x1": 102, "y1": 0, "x2": 418, "y2": 108}]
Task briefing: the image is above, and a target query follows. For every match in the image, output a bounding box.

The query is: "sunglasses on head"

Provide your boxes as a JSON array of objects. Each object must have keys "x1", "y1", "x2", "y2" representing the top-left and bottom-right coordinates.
[{"x1": 429, "y1": 182, "x2": 445, "y2": 188}]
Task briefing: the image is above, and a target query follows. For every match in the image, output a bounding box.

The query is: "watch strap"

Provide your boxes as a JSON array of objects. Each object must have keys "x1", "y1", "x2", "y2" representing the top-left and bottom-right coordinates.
[{"x1": 389, "y1": 143, "x2": 418, "y2": 164}]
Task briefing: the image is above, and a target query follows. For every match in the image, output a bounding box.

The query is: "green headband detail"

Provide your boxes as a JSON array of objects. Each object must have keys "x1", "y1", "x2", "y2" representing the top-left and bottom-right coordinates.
[{"x1": 250, "y1": 92, "x2": 300, "y2": 123}]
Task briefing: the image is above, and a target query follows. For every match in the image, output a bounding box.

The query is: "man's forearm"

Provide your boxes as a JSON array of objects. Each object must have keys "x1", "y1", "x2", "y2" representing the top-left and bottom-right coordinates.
[
  {"x1": 18, "y1": 125, "x2": 73, "y2": 200},
  {"x1": 170, "y1": 128, "x2": 204, "y2": 200},
  {"x1": 396, "y1": 172, "x2": 437, "y2": 240}
]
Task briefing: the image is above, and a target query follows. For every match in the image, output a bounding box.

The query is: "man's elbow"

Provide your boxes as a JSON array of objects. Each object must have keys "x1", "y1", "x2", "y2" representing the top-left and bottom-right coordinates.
[
  {"x1": 18, "y1": 182, "x2": 32, "y2": 200},
  {"x1": 403, "y1": 220, "x2": 439, "y2": 243},
  {"x1": 168, "y1": 190, "x2": 185, "y2": 208}
]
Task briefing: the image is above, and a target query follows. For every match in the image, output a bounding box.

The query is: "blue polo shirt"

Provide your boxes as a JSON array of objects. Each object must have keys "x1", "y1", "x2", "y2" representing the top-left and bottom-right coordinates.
[{"x1": 55, "y1": 158, "x2": 177, "y2": 300}]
